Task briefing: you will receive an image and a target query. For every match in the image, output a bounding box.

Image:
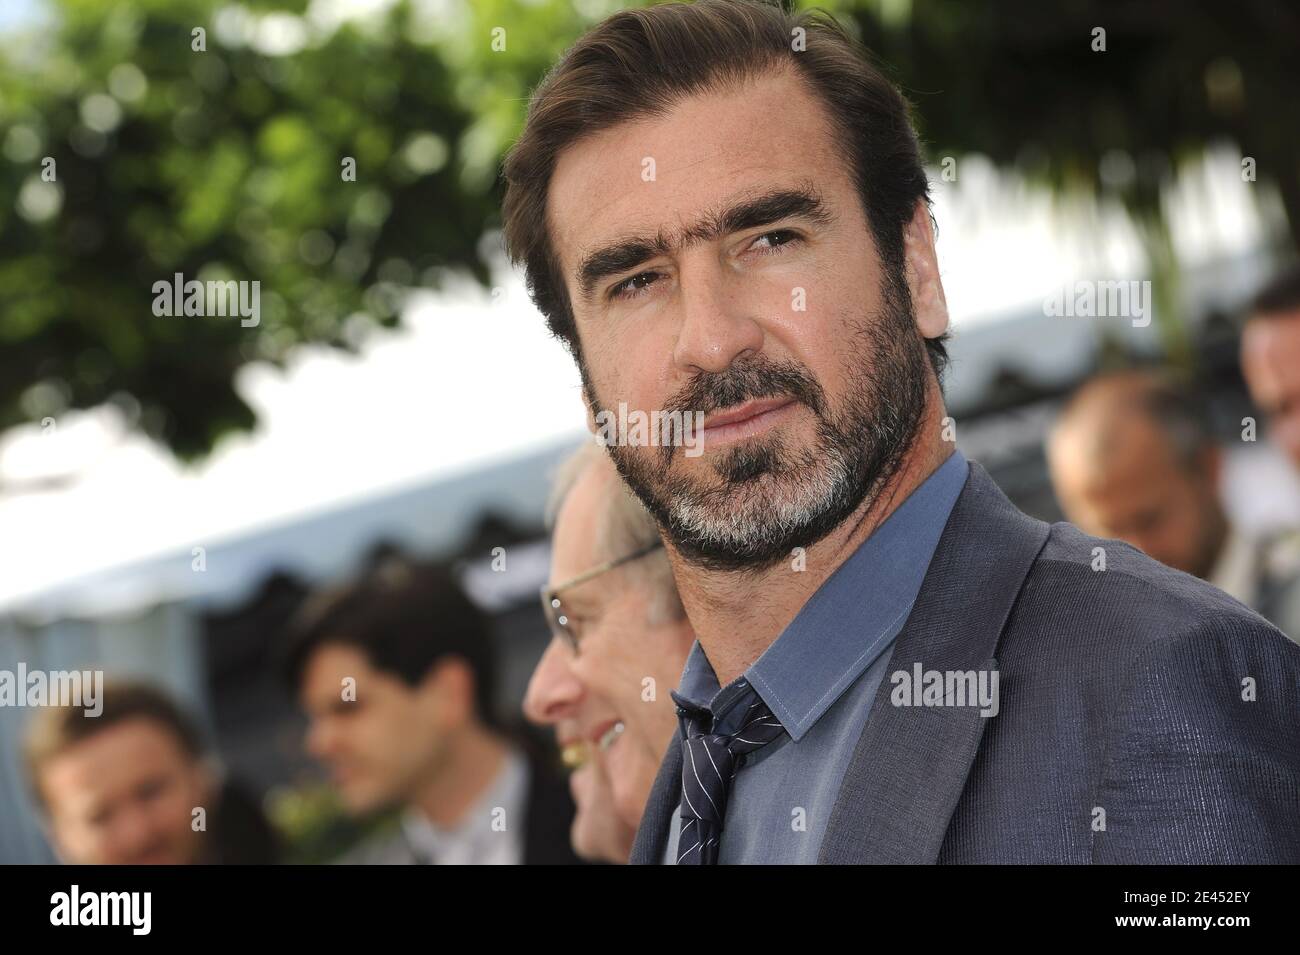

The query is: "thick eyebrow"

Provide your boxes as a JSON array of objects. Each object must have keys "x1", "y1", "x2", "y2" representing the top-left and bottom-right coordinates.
[{"x1": 575, "y1": 185, "x2": 835, "y2": 303}]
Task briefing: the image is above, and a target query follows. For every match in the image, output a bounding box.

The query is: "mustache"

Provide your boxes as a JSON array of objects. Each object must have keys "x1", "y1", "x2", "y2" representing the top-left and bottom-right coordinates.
[{"x1": 663, "y1": 356, "x2": 827, "y2": 420}]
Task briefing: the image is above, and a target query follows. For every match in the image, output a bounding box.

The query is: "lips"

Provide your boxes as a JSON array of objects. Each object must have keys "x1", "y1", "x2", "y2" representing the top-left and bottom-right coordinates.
[
  {"x1": 559, "y1": 719, "x2": 624, "y2": 771},
  {"x1": 697, "y1": 396, "x2": 799, "y2": 449},
  {"x1": 703, "y1": 396, "x2": 795, "y2": 432}
]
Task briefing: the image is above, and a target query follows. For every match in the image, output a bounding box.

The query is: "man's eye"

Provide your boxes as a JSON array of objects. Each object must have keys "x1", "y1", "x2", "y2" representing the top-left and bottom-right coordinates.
[
  {"x1": 609, "y1": 271, "x2": 662, "y2": 302},
  {"x1": 751, "y1": 229, "x2": 801, "y2": 253},
  {"x1": 137, "y1": 778, "x2": 167, "y2": 803},
  {"x1": 607, "y1": 232, "x2": 800, "y2": 302}
]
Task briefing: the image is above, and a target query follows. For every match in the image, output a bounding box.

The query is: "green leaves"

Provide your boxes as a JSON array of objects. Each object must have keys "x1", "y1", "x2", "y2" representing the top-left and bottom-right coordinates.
[{"x1": 0, "y1": 0, "x2": 505, "y2": 457}]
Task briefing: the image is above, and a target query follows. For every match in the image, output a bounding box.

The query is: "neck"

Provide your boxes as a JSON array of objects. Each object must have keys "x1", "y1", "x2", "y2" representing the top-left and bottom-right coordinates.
[
  {"x1": 669, "y1": 383, "x2": 952, "y2": 687},
  {"x1": 410, "y1": 723, "x2": 511, "y2": 829}
]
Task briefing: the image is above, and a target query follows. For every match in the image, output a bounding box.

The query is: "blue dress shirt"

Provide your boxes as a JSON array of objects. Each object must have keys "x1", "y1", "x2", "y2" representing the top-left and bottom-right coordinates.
[{"x1": 664, "y1": 449, "x2": 970, "y2": 863}]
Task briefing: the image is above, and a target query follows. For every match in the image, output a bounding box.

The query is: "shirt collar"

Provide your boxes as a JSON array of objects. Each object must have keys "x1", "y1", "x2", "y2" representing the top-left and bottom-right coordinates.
[
  {"x1": 400, "y1": 746, "x2": 528, "y2": 861},
  {"x1": 676, "y1": 448, "x2": 969, "y2": 741}
]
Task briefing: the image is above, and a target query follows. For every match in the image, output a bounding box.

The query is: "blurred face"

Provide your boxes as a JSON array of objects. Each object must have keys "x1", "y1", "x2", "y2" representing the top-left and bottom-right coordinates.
[
  {"x1": 524, "y1": 461, "x2": 694, "y2": 862},
  {"x1": 299, "y1": 644, "x2": 459, "y2": 815},
  {"x1": 1050, "y1": 417, "x2": 1225, "y2": 578},
  {"x1": 1242, "y1": 311, "x2": 1300, "y2": 469},
  {"x1": 547, "y1": 69, "x2": 942, "y2": 572},
  {"x1": 40, "y1": 718, "x2": 211, "y2": 865}
]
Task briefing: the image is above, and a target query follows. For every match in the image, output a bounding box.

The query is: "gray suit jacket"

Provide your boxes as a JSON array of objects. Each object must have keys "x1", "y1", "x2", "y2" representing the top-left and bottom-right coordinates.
[{"x1": 631, "y1": 463, "x2": 1300, "y2": 864}]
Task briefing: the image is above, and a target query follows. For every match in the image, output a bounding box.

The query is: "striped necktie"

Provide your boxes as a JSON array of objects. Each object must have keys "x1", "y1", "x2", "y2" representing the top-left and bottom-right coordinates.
[{"x1": 672, "y1": 681, "x2": 788, "y2": 865}]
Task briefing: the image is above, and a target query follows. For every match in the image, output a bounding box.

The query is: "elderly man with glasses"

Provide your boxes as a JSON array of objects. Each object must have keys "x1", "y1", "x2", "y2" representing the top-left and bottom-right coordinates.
[{"x1": 524, "y1": 443, "x2": 696, "y2": 863}]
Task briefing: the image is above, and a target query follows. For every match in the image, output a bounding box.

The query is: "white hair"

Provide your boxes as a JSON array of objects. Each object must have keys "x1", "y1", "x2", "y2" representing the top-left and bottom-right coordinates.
[{"x1": 547, "y1": 442, "x2": 684, "y2": 624}]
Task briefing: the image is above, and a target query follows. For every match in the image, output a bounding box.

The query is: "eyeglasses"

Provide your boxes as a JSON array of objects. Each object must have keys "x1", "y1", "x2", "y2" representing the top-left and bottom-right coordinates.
[{"x1": 540, "y1": 540, "x2": 664, "y2": 654}]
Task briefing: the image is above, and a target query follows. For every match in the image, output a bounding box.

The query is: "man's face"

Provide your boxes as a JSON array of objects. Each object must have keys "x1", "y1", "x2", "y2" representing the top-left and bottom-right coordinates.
[
  {"x1": 547, "y1": 69, "x2": 934, "y2": 570},
  {"x1": 40, "y1": 718, "x2": 211, "y2": 865},
  {"x1": 299, "y1": 644, "x2": 451, "y2": 815},
  {"x1": 1050, "y1": 417, "x2": 1223, "y2": 578},
  {"x1": 523, "y1": 461, "x2": 693, "y2": 862},
  {"x1": 1242, "y1": 310, "x2": 1300, "y2": 469}
]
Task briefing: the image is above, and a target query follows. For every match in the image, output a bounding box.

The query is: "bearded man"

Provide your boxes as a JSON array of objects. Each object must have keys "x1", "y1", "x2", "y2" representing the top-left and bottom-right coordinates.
[{"x1": 500, "y1": 0, "x2": 1300, "y2": 864}]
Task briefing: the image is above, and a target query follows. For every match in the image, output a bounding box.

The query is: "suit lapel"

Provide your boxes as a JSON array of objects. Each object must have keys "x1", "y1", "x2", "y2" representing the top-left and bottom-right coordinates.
[
  {"x1": 629, "y1": 734, "x2": 683, "y2": 864},
  {"x1": 818, "y1": 462, "x2": 1049, "y2": 863}
]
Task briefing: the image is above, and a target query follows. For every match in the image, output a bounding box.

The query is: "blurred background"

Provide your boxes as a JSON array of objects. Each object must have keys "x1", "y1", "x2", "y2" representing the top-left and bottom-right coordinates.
[{"x1": 1, "y1": 0, "x2": 1297, "y2": 862}]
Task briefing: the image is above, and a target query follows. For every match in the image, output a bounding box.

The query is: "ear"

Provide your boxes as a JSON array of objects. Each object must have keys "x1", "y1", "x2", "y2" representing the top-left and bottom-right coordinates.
[
  {"x1": 420, "y1": 657, "x2": 475, "y2": 726},
  {"x1": 902, "y1": 199, "x2": 949, "y2": 342}
]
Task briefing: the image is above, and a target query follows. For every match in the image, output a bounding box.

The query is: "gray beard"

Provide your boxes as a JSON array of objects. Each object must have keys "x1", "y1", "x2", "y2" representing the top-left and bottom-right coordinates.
[{"x1": 587, "y1": 276, "x2": 931, "y2": 572}]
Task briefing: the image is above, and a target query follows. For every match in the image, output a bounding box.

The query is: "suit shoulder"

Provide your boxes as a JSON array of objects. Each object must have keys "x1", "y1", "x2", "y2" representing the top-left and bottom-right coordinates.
[{"x1": 1022, "y1": 520, "x2": 1294, "y2": 656}]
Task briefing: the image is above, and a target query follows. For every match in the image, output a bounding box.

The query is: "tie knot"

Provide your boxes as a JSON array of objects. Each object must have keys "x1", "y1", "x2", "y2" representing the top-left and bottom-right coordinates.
[
  {"x1": 724, "y1": 698, "x2": 785, "y2": 756},
  {"x1": 674, "y1": 684, "x2": 785, "y2": 754}
]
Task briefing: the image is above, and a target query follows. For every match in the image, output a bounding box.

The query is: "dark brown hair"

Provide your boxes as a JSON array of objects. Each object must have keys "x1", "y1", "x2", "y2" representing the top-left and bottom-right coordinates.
[
  {"x1": 1250, "y1": 262, "x2": 1300, "y2": 317},
  {"x1": 501, "y1": 0, "x2": 946, "y2": 377},
  {"x1": 24, "y1": 680, "x2": 206, "y2": 803},
  {"x1": 280, "y1": 558, "x2": 498, "y2": 726}
]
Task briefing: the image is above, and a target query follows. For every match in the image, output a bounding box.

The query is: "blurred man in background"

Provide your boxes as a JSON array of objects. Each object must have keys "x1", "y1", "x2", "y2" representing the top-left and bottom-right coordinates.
[
  {"x1": 284, "y1": 559, "x2": 580, "y2": 864},
  {"x1": 1240, "y1": 262, "x2": 1300, "y2": 640},
  {"x1": 525, "y1": 443, "x2": 695, "y2": 863},
  {"x1": 1049, "y1": 371, "x2": 1228, "y2": 583},
  {"x1": 1242, "y1": 264, "x2": 1300, "y2": 471},
  {"x1": 1048, "y1": 369, "x2": 1300, "y2": 640},
  {"x1": 24, "y1": 680, "x2": 277, "y2": 864}
]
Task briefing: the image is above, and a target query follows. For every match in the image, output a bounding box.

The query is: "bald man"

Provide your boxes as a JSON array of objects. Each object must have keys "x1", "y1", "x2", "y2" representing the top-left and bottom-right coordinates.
[{"x1": 1049, "y1": 369, "x2": 1300, "y2": 641}]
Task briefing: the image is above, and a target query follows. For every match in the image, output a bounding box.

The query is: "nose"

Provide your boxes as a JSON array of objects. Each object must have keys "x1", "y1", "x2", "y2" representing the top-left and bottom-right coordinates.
[
  {"x1": 523, "y1": 636, "x2": 586, "y2": 726},
  {"x1": 671, "y1": 258, "x2": 764, "y2": 374}
]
